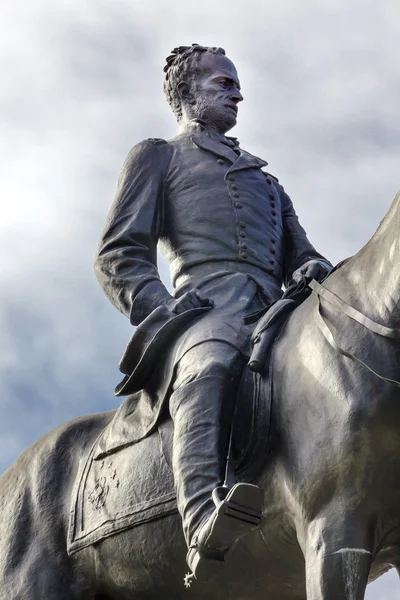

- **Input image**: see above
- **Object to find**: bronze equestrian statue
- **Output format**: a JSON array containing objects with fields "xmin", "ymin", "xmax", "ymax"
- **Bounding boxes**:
[
  {"xmin": 1, "ymin": 44, "xmax": 400, "ymax": 600},
  {"xmin": 93, "ymin": 43, "xmax": 331, "ymax": 582}
]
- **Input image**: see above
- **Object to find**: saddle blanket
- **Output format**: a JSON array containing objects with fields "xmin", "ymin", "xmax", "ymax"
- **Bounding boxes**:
[
  {"xmin": 67, "ymin": 368, "xmax": 274, "ymax": 554},
  {"xmin": 67, "ymin": 343, "xmax": 281, "ymax": 555},
  {"xmin": 67, "ymin": 420, "xmax": 177, "ymax": 554}
]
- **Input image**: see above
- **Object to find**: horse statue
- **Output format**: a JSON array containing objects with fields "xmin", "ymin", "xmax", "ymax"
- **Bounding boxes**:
[{"xmin": 1, "ymin": 191, "xmax": 400, "ymax": 600}]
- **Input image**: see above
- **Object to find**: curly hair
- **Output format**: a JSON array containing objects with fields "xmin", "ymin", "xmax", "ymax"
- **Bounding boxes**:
[{"xmin": 163, "ymin": 44, "xmax": 226, "ymax": 121}]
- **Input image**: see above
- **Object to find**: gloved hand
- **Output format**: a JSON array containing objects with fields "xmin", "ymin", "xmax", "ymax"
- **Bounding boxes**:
[
  {"xmin": 167, "ymin": 289, "xmax": 214, "ymax": 314},
  {"xmin": 292, "ymin": 259, "xmax": 332, "ymax": 285}
]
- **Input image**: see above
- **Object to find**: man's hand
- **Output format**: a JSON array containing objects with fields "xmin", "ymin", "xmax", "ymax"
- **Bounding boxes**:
[
  {"xmin": 167, "ymin": 289, "xmax": 214, "ymax": 315},
  {"xmin": 292, "ymin": 259, "xmax": 332, "ymax": 284}
]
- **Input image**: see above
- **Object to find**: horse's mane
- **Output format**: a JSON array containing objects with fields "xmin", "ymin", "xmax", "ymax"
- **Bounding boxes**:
[{"xmin": 348, "ymin": 189, "xmax": 400, "ymax": 265}]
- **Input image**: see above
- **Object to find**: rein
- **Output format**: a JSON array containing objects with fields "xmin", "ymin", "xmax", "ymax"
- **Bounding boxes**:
[{"xmin": 309, "ymin": 279, "xmax": 400, "ymax": 388}]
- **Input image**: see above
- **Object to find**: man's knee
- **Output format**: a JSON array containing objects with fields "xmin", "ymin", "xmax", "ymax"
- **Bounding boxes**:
[{"xmin": 173, "ymin": 342, "xmax": 243, "ymax": 389}]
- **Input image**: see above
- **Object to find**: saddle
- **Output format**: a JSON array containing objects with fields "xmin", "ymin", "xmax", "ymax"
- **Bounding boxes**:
[
  {"xmin": 67, "ymin": 367, "xmax": 274, "ymax": 555},
  {"xmin": 231, "ymin": 279, "xmax": 310, "ymax": 481},
  {"xmin": 67, "ymin": 287, "xmax": 305, "ymax": 555}
]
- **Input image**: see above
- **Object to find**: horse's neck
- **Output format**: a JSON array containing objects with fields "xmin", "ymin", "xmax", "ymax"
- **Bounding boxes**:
[{"xmin": 326, "ymin": 190, "xmax": 400, "ymax": 327}]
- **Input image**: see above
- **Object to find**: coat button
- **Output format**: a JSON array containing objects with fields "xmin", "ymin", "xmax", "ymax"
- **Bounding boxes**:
[
  {"xmin": 272, "ymin": 219, "xmax": 277, "ymax": 225},
  {"xmin": 270, "ymin": 202, "xmax": 275, "ymax": 209},
  {"xmin": 231, "ymin": 184, "xmax": 238, "ymax": 191},
  {"xmin": 271, "ymin": 210, "xmax": 276, "ymax": 216},
  {"xmin": 233, "ymin": 193, "xmax": 240, "ymax": 198},
  {"xmin": 227, "ymin": 175, "xmax": 235, "ymax": 181},
  {"xmin": 240, "ymin": 243, "xmax": 248, "ymax": 250},
  {"xmin": 271, "ymin": 238, "xmax": 276, "ymax": 244},
  {"xmin": 217, "ymin": 159, "xmax": 225, "ymax": 165},
  {"xmin": 269, "ymin": 194, "xmax": 274, "ymax": 200},
  {"xmin": 239, "ymin": 231, "xmax": 246, "ymax": 238},
  {"xmin": 241, "ymin": 252, "xmax": 249, "ymax": 259},
  {"xmin": 235, "ymin": 202, "xmax": 243, "ymax": 208},
  {"xmin": 239, "ymin": 221, "xmax": 246, "ymax": 228},
  {"xmin": 270, "ymin": 248, "xmax": 276, "ymax": 254},
  {"xmin": 266, "ymin": 268, "xmax": 273, "ymax": 275},
  {"xmin": 266, "ymin": 178, "xmax": 272, "ymax": 184},
  {"xmin": 269, "ymin": 260, "xmax": 275, "ymax": 265}
]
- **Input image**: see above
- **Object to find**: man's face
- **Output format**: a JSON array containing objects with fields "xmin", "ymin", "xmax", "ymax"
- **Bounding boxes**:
[{"xmin": 190, "ymin": 53, "xmax": 243, "ymax": 134}]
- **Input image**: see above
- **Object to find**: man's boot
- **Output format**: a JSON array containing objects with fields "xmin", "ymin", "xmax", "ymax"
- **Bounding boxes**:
[{"xmin": 169, "ymin": 375, "xmax": 263, "ymax": 582}]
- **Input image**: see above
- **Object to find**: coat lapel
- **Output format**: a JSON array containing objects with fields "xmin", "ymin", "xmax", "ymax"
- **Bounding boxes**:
[
  {"xmin": 191, "ymin": 134, "xmax": 268, "ymax": 173},
  {"xmin": 228, "ymin": 149, "xmax": 268, "ymax": 173},
  {"xmin": 191, "ymin": 134, "xmax": 238, "ymax": 163}
]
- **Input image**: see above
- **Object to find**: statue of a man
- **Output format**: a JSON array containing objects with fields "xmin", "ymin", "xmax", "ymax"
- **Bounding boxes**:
[{"xmin": 95, "ymin": 44, "xmax": 331, "ymax": 581}]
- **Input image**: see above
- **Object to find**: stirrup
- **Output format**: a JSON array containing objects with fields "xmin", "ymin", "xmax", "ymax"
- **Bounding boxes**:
[
  {"xmin": 212, "ymin": 485, "xmax": 230, "ymax": 506},
  {"xmin": 186, "ymin": 483, "xmax": 263, "ymax": 582}
]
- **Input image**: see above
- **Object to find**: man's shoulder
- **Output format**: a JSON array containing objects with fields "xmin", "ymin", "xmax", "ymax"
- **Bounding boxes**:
[
  {"xmin": 261, "ymin": 169, "xmax": 280, "ymax": 183},
  {"xmin": 145, "ymin": 138, "xmax": 168, "ymax": 145},
  {"xmin": 129, "ymin": 138, "xmax": 169, "ymax": 154},
  {"xmin": 124, "ymin": 138, "xmax": 171, "ymax": 164}
]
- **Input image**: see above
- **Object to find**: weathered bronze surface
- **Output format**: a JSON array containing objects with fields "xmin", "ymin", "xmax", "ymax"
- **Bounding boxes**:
[
  {"xmin": 1, "ymin": 44, "xmax": 399, "ymax": 599},
  {"xmin": 93, "ymin": 43, "xmax": 332, "ymax": 581}
]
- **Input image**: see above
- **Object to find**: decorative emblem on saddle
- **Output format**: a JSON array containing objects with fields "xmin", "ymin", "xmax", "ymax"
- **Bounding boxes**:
[{"xmin": 88, "ymin": 476, "xmax": 109, "ymax": 511}]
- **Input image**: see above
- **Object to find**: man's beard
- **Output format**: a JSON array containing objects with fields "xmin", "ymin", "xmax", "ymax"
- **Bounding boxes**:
[{"xmin": 195, "ymin": 95, "xmax": 236, "ymax": 133}]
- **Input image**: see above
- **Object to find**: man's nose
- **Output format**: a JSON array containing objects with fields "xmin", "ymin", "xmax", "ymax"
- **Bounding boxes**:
[{"xmin": 231, "ymin": 88, "xmax": 243, "ymax": 103}]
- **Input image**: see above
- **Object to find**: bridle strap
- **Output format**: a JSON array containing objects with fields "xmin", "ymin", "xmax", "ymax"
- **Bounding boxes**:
[
  {"xmin": 309, "ymin": 279, "xmax": 400, "ymax": 388},
  {"xmin": 309, "ymin": 279, "xmax": 400, "ymax": 339}
]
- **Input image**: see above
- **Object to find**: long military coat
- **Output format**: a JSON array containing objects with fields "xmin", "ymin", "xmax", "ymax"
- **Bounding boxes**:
[{"xmin": 94, "ymin": 120, "xmax": 330, "ymax": 452}]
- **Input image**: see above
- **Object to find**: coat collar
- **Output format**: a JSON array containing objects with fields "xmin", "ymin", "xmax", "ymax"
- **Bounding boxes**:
[
  {"xmin": 186, "ymin": 120, "xmax": 268, "ymax": 173},
  {"xmin": 228, "ymin": 148, "xmax": 268, "ymax": 174},
  {"xmin": 191, "ymin": 133, "xmax": 238, "ymax": 164}
]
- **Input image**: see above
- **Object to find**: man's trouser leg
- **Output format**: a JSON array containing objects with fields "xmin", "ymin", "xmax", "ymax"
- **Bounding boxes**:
[{"xmin": 169, "ymin": 342, "xmax": 263, "ymax": 580}]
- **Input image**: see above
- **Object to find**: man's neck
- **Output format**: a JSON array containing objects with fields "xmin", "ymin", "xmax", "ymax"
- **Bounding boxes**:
[{"xmin": 178, "ymin": 117, "xmax": 228, "ymax": 137}]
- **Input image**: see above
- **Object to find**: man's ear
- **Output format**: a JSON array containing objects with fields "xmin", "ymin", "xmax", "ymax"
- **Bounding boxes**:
[{"xmin": 177, "ymin": 81, "xmax": 195, "ymax": 105}]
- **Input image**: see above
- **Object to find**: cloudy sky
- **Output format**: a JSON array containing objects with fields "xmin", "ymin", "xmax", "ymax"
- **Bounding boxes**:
[{"xmin": 1, "ymin": 0, "xmax": 399, "ymax": 595}]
